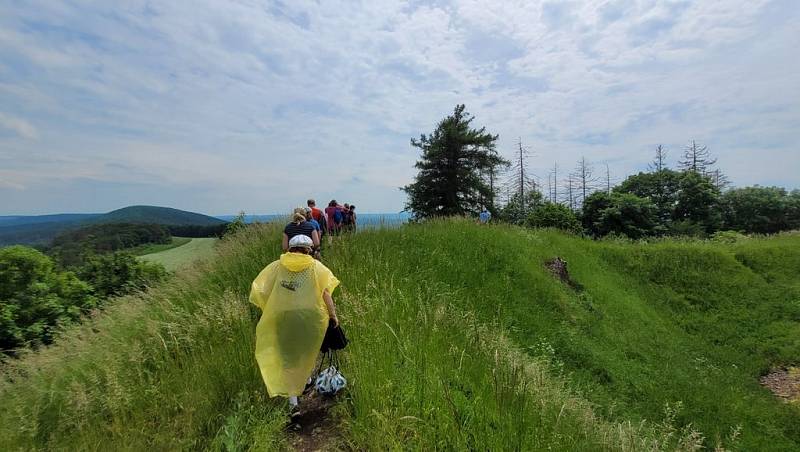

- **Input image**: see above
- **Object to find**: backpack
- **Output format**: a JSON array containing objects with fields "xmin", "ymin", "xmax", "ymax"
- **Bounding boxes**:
[
  {"xmin": 333, "ymin": 209, "xmax": 343, "ymax": 224},
  {"xmin": 318, "ymin": 214, "xmax": 327, "ymax": 234}
]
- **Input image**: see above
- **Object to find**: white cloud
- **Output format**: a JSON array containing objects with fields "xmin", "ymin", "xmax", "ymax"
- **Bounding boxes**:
[
  {"xmin": 0, "ymin": 0, "xmax": 798, "ymax": 214},
  {"xmin": 0, "ymin": 113, "xmax": 38, "ymax": 140}
]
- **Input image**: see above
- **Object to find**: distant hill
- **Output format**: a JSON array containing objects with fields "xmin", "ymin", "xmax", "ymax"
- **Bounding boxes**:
[
  {"xmin": 0, "ymin": 213, "xmax": 100, "ymax": 227},
  {"xmin": 99, "ymin": 206, "xmax": 226, "ymax": 227},
  {"xmin": 0, "ymin": 206, "xmax": 226, "ymax": 246}
]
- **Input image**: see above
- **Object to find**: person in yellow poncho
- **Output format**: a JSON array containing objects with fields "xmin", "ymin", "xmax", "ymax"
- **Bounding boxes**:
[{"xmin": 249, "ymin": 234, "xmax": 340, "ymax": 410}]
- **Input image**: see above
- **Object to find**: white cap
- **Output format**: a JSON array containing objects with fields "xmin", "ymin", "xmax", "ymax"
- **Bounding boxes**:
[{"xmin": 288, "ymin": 234, "xmax": 313, "ymax": 249}]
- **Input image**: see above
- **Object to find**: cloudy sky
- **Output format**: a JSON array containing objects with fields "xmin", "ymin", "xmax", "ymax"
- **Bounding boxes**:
[{"xmin": 1, "ymin": 0, "xmax": 798, "ymax": 215}]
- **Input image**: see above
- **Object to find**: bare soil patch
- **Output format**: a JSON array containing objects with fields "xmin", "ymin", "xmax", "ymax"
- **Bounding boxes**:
[
  {"xmin": 760, "ymin": 367, "xmax": 800, "ymax": 403},
  {"xmin": 545, "ymin": 257, "xmax": 583, "ymax": 291}
]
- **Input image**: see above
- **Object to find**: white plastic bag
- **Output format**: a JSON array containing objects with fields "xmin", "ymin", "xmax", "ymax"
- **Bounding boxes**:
[{"xmin": 314, "ymin": 365, "xmax": 347, "ymax": 395}]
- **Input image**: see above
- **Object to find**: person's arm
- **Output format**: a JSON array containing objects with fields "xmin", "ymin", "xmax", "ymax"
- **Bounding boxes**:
[
  {"xmin": 312, "ymin": 229, "xmax": 320, "ymax": 247},
  {"xmin": 282, "ymin": 233, "xmax": 289, "ymax": 251},
  {"xmin": 322, "ymin": 289, "xmax": 338, "ymax": 327}
]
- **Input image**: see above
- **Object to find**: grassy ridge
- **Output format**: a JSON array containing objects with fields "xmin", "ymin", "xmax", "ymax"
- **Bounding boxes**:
[
  {"xmin": 0, "ymin": 221, "xmax": 797, "ymax": 450},
  {"xmin": 336, "ymin": 222, "xmax": 799, "ymax": 449}
]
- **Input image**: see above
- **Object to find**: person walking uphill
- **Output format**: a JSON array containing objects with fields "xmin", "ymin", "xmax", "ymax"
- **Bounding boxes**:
[{"xmin": 249, "ymin": 234, "xmax": 340, "ymax": 410}]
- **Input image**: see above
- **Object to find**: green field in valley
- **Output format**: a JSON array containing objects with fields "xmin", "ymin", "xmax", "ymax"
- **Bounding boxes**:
[
  {"xmin": 1, "ymin": 221, "xmax": 798, "ymax": 450},
  {"xmin": 138, "ymin": 237, "xmax": 218, "ymax": 271},
  {"xmin": 130, "ymin": 237, "xmax": 192, "ymax": 256}
]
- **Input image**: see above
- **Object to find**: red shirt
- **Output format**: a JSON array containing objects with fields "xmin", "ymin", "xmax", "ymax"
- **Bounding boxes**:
[{"xmin": 310, "ymin": 207, "xmax": 323, "ymax": 222}]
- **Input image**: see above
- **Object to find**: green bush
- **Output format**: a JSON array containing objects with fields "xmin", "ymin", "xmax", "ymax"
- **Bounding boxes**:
[
  {"xmin": 76, "ymin": 252, "xmax": 167, "ymax": 298},
  {"xmin": 0, "ymin": 246, "xmax": 95, "ymax": 352},
  {"xmin": 582, "ymin": 192, "xmax": 660, "ymax": 238},
  {"xmin": 711, "ymin": 230, "xmax": 748, "ymax": 244},
  {"xmin": 527, "ymin": 202, "xmax": 581, "ymax": 233},
  {"xmin": 668, "ymin": 219, "xmax": 707, "ymax": 237},
  {"xmin": 673, "ymin": 171, "xmax": 721, "ymax": 232}
]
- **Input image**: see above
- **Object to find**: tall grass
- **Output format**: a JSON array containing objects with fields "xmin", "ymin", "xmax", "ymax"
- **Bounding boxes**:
[
  {"xmin": 0, "ymin": 225, "xmax": 289, "ymax": 450},
  {"xmin": 1, "ymin": 220, "xmax": 797, "ymax": 450},
  {"xmin": 327, "ymin": 220, "xmax": 799, "ymax": 450},
  {"xmin": 324, "ymin": 239, "xmax": 708, "ymax": 450}
]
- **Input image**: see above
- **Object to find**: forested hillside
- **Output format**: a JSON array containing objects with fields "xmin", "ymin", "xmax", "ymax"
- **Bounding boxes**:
[{"xmin": 0, "ymin": 205, "xmax": 227, "ymax": 246}]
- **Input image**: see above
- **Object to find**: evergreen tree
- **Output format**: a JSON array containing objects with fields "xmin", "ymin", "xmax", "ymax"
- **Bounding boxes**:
[{"xmin": 403, "ymin": 105, "xmax": 508, "ymax": 218}]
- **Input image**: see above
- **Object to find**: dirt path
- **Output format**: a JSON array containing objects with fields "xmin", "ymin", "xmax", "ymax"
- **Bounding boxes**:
[{"xmin": 286, "ymin": 391, "xmax": 343, "ymax": 451}]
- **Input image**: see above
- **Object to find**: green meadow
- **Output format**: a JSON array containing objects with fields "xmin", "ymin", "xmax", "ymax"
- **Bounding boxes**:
[
  {"xmin": 1, "ymin": 221, "xmax": 798, "ymax": 450},
  {"xmin": 130, "ymin": 236, "xmax": 192, "ymax": 256},
  {"xmin": 138, "ymin": 237, "xmax": 218, "ymax": 271}
]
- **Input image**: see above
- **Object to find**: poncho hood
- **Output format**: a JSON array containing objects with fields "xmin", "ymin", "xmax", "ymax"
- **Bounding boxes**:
[{"xmin": 279, "ymin": 252, "xmax": 315, "ymax": 272}]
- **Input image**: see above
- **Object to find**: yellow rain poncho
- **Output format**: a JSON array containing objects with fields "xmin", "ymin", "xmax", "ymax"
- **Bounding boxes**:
[{"xmin": 249, "ymin": 252, "xmax": 339, "ymax": 397}]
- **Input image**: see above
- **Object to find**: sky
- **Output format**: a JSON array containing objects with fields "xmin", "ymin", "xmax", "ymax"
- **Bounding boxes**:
[{"xmin": 1, "ymin": 0, "xmax": 798, "ymax": 215}]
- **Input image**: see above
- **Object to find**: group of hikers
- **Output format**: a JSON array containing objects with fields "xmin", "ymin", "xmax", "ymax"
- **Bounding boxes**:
[
  {"xmin": 280, "ymin": 199, "xmax": 358, "ymax": 259},
  {"xmin": 250, "ymin": 198, "xmax": 356, "ymax": 416}
]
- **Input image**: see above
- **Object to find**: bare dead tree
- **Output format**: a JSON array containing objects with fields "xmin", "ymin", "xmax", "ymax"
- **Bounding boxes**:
[
  {"xmin": 604, "ymin": 162, "xmax": 612, "ymax": 194},
  {"xmin": 506, "ymin": 138, "xmax": 536, "ymax": 212},
  {"xmin": 709, "ymin": 169, "xmax": 730, "ymax": 191},
  {"xmin": 648, "ymin": 145, "xmax": 668, "ymax": 172},
  {"xmin": 679, "ymin": 140, "xmax": 716, "ymax": 173},
  {"xmin": 574, "ymin": 156, "xmax": 597, "ymax": 207},
  {"xmin": 517, "ymin": 139, "xmax": 525, "ymax": 206},
  {"xmin": 562, "ymin": 173, "xmax": 576, "ymax": 210},
  {"xmin": 551, "ymin": 162, "xmax": 558, "ymax": 202}
]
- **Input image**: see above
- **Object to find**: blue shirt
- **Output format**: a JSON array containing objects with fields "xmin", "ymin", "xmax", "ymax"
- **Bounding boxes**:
[
  {"xmin": 479, "ymin": 210, "xmax": 491, "ymax": 223},
  {"xmin": 308, "ymin": 218, "xmax": 321, "ymax": 231}
]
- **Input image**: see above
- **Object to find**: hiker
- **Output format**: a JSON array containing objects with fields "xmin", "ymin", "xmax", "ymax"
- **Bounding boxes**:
[
  {"xmin": 479, "ymin": 206, "xmax": 491, "ymax": 224},
  {"xmin": 249, "ymin": 234, "xmax": 340, "ymax": 412},
  {"xmin": 305, "ymin": 207, "xmax": 322, "ymax": 258},
  {"xmin": 283, "ymin": 207, "xmax": 320, "ymax": 252},
  {"xmin": 325, "ymin": 200, "xmax": 343, "ymax": 236},
  {"xmin": 342, "ymin": 203, "xmax": 352, "ymax": 232},
  {"xmin": 348, "ymin": 205, "xmax": 357, "ymax": 232},
  {"xmin": 307, "ymin": 199, "xmax": 324, "ymax": 223},
  {"xmin": 305, "ymin": 207, "xmax": 321, "ymax": 231},
  {"xmin": 308, "ymin": 199, "xmax": 327, "ymax": 236}
]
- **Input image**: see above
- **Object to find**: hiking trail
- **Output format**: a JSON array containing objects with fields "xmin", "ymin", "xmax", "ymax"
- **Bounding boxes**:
[{"xmin": 287, "ymin": 391, "xmax": 342, "ymax": 451}]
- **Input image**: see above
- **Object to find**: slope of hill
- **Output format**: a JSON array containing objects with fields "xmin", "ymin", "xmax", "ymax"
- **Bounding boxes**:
[
  {"xmin": 0, "ymin": 206, "xmax": 226, "ymax": 246},
  {"xmin": 100, "ymin": 206, "xmax": 226, "ymax": 226},
  {"xmin": 0, "ymin": 221, "xmax": 797, "ymax": 450}
]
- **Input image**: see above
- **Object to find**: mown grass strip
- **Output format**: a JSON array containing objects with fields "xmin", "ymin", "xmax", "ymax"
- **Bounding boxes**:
[
  {"xmin": 139, "ymin": 237, "xmax": 218, "ymax": 271},
  {"xmin": 130, "ymin": 236, "xmax": 192, "ymax": 256}
]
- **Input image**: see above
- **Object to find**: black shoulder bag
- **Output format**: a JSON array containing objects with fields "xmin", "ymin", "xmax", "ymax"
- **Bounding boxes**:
[{"xmin": 320, "ymin": 318, "xmax": 348, "ymax": 352}]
